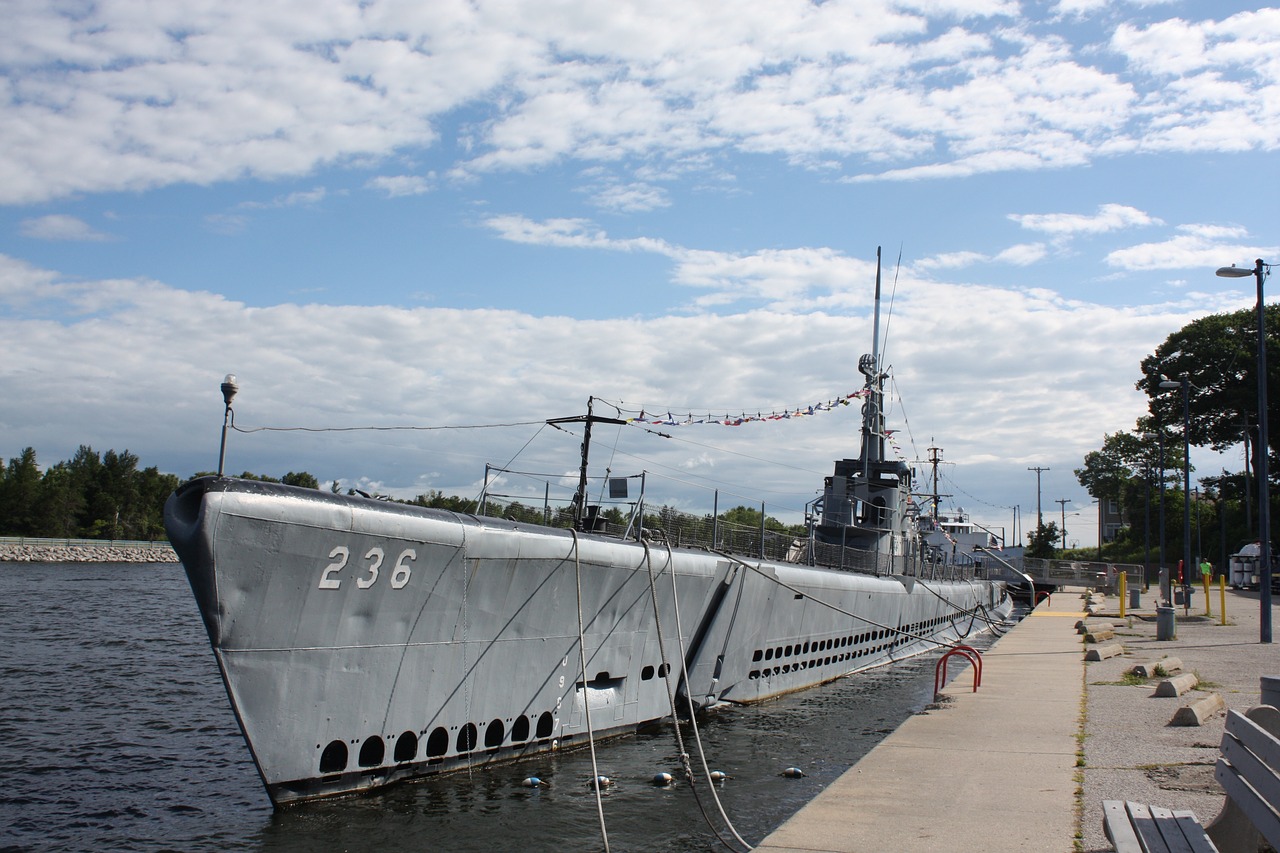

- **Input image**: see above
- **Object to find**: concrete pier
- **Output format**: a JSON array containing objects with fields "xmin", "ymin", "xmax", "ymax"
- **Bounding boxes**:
[
  {"xmin": 756, "ymin": 594, "xmax": 1085, "ymax": 853},
  {"xmin": 755, "ymin": 586, "xmax": 1280, "ymax": 853}
]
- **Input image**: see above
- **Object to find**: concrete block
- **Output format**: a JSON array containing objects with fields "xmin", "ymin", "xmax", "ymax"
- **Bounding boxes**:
[
  {"xmin": 1154, "ymin": 672, "xmax": 1198, "ymax": 697},
  {"xmin": 1085, "ymin": 644, "xmax": 1123, "ymax": 661},
  {"xmin": 1084, "ymin": 628, "xmax": 1115, "ymax": 643},
  {"xmin": 1129, "ymin": 658, "xmax": 1182, "ymax": 679},
  {"xmin": 1170, "ymin": 693, "xmax": 1225, "ymax": 726}
]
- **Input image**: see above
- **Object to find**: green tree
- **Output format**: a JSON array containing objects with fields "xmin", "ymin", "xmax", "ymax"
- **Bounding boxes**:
[
  {"xmin": 282, "ymin": 471, "xmax": 320, "ymax": 489},
  {"xmin": 1026, "ymin": 521, "xmax": 1060, "ymax": 559},
  {"xmin": 410, "ymin": 489, "xmax": 479, "ymax": 514},
  {"xmin": 0, "ymin": 448, "xmax": 43, "ymax": 535},
  {"xmin": 1075, "ymin": 424, "xmax": 1185, "ymax": 537},
  {"xmin": 1138, "ymin": 304, "xmax": 1280, "ymax": 485},
  {"xmin": 135, "ymin": 466, "xmax": 180, "ymax": 539},
  {"xmin": 36, "ymin": 462, "xmax": 84, "ymax": 537}
]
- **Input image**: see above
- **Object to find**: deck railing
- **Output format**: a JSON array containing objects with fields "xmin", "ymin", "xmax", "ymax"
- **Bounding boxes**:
[{"xmin": 483, "ymin": 495, "xmax": 983, "ymax": 581}]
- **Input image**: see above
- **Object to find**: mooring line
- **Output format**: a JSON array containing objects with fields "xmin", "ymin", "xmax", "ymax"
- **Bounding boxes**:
[{"xmin": 570, "ymin": 530, "xmax": 610, "ymax": 853}]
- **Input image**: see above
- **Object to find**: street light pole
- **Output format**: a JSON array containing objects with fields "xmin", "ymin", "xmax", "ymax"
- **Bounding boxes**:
[
  {"xmin": 1160, "ymin": 375, "xmax": 1192, "ymax": 612},
  {"xmin": 1157, "ymin": 429, "xmax": 1169, "ymax": 604},
  {"xmin": 1217, "ymin": 259, "xmax": 1272, "ymax": 644},
  {"xmin": 217, "ymin": 373, "xmax": 238, "ymax": 478}
]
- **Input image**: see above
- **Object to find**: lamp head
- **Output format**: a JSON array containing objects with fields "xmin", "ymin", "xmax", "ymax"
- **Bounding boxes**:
[
  {"xmin": 1217, "ymin": 265, "xmax": 1253, "ymax": 278},
  {"xmin": 221, "ymin": 373, "xmax": 239, "ymax": 407}
]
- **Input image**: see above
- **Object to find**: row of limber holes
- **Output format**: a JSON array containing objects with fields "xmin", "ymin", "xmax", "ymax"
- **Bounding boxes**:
[
  {"xmin": 318, "ymin": 713, "xmax": 553, "ymax": 774},
  {"xmin": 317, "ymin": 663, "xmax": 676, "ymax": 774},
  {"xmin": 746, "ymin": 614, "xmax": 955, "ymax": 679}
]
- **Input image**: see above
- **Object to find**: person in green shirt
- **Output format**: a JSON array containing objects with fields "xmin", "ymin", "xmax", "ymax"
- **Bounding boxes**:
[{"xmin": 1199, "ymin": 558, "xmax": 1212, "ymax": 582}]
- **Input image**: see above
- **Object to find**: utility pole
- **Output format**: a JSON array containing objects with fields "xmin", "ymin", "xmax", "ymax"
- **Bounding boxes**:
[
  {"xmin": 1056, "ymin": 498, "xmax": 1069, "ymax": 550},
  {"xmin": 1028, "ymin": 466, "xmax": 1050, "ymax": 527}
]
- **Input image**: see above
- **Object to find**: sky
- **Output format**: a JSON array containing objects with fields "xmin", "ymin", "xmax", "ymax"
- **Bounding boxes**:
[{"xmin": 2, "ymin": 0, "xmax": 1278, "ymax": 549}]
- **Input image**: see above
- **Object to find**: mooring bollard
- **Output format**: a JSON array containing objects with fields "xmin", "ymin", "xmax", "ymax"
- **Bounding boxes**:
[{"xmin": 1156, "ymin": 605, "xmax": 1176, "ymax": 641}]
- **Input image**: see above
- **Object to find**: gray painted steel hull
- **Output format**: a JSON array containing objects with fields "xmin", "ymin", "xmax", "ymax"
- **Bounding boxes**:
[{"xmin": 166, "ymin": 477, "xmax": 1012, "ymax": 806}]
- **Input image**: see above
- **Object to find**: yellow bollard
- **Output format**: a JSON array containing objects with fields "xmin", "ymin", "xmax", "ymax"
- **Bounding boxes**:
[
  {"xmin": 1204, "ymin": 574, "xmax": 1212, "ymax": 616},
  {"xmin": 1118, "ymin": 572, "xmax": 1127, "ymax": 618},
  {"xmin": 1219, "ymin": 576, "xmax": 1227, "ymax": 626}
]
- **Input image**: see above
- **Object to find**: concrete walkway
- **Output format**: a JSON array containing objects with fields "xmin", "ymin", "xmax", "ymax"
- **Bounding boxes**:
[{"xmin": 755, "ymin": 593, "xmax": 1086, "ymax": 853}]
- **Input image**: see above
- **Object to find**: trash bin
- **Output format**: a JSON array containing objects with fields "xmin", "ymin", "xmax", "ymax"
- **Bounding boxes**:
[
  {"xmin": 1262, "ymin": 675, "xmax": 1280, "ymax": 708},
  {"xmin": 1129, "ymin": 586, "xmax": 1140, "ymax": 609},
  {"xmin": 1156, "ymin": 606, "xmax": 1176, "ymax": 641},
  {"xmin": 1174, "ymin": 586, "xmax": 1193, "ymax": 605}
]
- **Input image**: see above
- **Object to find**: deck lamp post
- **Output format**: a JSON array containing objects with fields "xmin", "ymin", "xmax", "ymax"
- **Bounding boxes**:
[
  {"xmin": 218, "ymin": 373, "xmax": 238, "ymax": 477},
  {"xmin": 1216, "ymin": 259, "xmax": 1272, "ymax": 643},
  {"xmin": 1159, "ymin": 375, "xmax": 1192, "ymax": 612}
]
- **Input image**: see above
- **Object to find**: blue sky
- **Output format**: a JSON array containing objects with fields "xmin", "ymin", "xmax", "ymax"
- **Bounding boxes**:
[{"xmin": 2, "ymin": 0, "xmax": 1278, "ymax": 547}]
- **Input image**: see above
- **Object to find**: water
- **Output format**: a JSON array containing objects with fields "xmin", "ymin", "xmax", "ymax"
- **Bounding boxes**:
[{"xmin": 0, "ymin": 563, "xmax": 1002, "ymax": 852}]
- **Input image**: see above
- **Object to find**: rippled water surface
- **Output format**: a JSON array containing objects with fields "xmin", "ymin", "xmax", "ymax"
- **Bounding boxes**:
[{"xmin": 0, "ymin": 563, "xmax": 1004, "ymax": 852}]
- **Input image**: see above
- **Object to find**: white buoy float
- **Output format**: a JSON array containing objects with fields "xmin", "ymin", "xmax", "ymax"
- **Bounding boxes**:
[
  {"xmin": 781, "ymin": 767, "xmax": 805, "ymax": 778},
  {"xmin": 652, "ymin": 771, "xmax": 675, "ymax": 786},
  {"xmin": 590, "ymin": 775, "xmax": 613, "ymax": 789},
  {"xmin": 521, "ymin": 776, "xmax": 543, "ymax": 788},
  {"xmin": 708, "ymin": 770, "xmax": 729, "ymax": 782}
]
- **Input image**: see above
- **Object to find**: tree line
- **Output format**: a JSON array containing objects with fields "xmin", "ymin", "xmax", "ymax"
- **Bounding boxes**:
[
  {"xmin": 1071, "ymin": 303, "xmax": 1280, "ymax": 567},
  {"xmin": 0, "ymin": 446, "xmax": 321, "ymax": 541}
]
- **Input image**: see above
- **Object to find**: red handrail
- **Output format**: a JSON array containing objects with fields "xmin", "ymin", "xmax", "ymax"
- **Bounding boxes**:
[
  {"xmin": 934, "ymin": 644, "xmax": 983, "ymax": 695},
  {"xmin": 1035, "ymin": 590, "xmax": 1052, "ymax": 608}
]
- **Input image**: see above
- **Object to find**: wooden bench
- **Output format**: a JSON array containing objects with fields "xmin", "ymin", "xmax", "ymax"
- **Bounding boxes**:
[{"xmin": 1103, "ymin": 705, "xmax": 1280, "ymax": 853}]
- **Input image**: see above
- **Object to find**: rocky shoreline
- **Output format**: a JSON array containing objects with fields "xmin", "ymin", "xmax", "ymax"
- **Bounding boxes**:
[{"xmin": 0, "ymin": 542, "xmax": 179, "ymax": 563}]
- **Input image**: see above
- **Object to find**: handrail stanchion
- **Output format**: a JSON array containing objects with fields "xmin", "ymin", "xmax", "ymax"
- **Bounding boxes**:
[{"xmin": 934, "ymin": 645, "xmax": 983, "ymax": 695}]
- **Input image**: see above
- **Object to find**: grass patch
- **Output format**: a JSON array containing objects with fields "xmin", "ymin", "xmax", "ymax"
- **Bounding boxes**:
[
  {"xmin": 1074, "ymin": 658, "xmax": 1089, "ymax": 851},
  {"xmin": 1191, "ymin": 671, "xmax": 1220, "ymax": 689},
  {"xmin": 1090, "ymin": 672, "xmax": 1147, "ymax": 687}
]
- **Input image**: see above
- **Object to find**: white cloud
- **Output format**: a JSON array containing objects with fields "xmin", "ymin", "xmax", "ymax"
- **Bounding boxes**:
[
  {"xmin": 586, "ymin": 181, "xmax": 670, "ymax": 213},
  {"xmin": 0, "ymin": 253, "xmax": 1238, "ymax": 542},
  {"xmin": 1105, "ymin": 225, "xmax": 1277, "ymax": 271},
  {"xmin": 239, "ymin": 187, "xmax": 328, "ymax": 209},
  {"xmin": 19, "ymin": 215, "xmax": 111, "ymax": 242},
  {"xmin": 482, "ymin": 215, "xmax": 875, "ymax": 308},
  {"xmin": 994, "ymin": 243, "xmax": 1049, "ymax": 265},
  {"xmin": 916, "ymin": 251, "xmax": 989, "ymax": 271},
  {"xmin": 2, "ymin": 3, "xmax": 1278, "ymax": 204},
  {"xmin": 1010, "ymin": 204, "xmax": 1162, "ymax": 237},
  {"xmin": 366, "ymin": 174, "xmax": 434, "ymax": 197},
  {"xmin": 915, "ymin": 244, "xmax": 1047, "ymax": 270}
]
